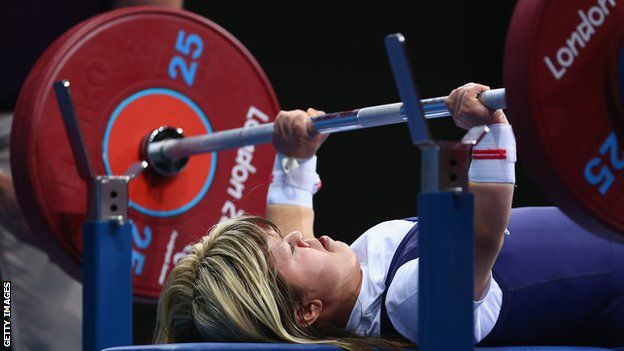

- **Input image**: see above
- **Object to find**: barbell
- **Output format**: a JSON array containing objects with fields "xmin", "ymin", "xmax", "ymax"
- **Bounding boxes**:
[
  {"xmin": 143, "ymin": 89, "xmax": 506, "ymax": 175},
  {"xmin": 11, "ymin": 0, "xmax": 624, "ymax": 299}
]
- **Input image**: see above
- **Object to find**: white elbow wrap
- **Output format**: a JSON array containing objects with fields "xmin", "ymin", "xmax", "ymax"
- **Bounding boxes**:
[
  {"xmin": 469, "ymin": 124, "xmax": 516, "ymax": 184},
  {"xmin": 267, "ymin": 153, "xmax": 321, "ymax": 208}
]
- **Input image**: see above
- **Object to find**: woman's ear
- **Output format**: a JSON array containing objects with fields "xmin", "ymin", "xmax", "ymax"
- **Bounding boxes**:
[{"xmin": 295, "ymin": 299, "xmax": 322, "ymax": 326}]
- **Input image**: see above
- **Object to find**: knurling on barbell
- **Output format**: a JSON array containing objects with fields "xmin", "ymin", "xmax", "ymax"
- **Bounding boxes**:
[{"xmin": 11, "ymin": 0, "xmax": 624, "ymax": 299}]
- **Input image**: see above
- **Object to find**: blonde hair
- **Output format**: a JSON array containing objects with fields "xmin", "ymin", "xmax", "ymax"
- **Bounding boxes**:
[{"xmin": 154, "ymin": 216, "xmax": 409, "ymax": 350}]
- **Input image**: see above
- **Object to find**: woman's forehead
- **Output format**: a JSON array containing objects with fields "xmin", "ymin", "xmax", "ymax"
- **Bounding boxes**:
[
  {"xmin": 265, "ymin": 229, "xmax": 280, "ymax": 239},
  {"xmin": 265, "ymin": 230, "xmax": 284, "ymax": 253}
]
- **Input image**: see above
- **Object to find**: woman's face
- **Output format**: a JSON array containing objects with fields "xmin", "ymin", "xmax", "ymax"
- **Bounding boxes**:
[{"xmin": 267, "ymin": 231, "xmax": 360, "ymax": 302}]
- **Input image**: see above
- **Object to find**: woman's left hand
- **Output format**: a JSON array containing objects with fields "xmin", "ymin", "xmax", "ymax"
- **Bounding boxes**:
[{"xmin": 445, "ymin": 82, "xmax": 508, "ymax": 129}]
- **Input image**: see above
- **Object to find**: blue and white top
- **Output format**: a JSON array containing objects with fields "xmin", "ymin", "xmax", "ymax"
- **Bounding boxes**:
[{"xmin": 344, "ymin": 219, "xmax": 502, "ymax": 343}]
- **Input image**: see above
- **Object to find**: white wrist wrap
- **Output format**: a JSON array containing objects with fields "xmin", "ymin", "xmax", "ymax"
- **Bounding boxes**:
[
  {"xmin": 469, "ymin": 124, "xmax": 517, "ymax": 184},
  {"xmin": 267, "ymin": 154, "xmax": 321, "ymax": 208}
]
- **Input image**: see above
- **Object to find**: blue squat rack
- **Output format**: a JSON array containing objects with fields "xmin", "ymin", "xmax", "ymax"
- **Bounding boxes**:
[{"xmin": 54, "ymin": 81, "xmax": 136, "ymax": 351}]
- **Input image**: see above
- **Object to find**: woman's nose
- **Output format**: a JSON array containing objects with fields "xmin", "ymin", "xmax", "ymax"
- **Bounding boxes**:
[{"xmin": 285, "ymin": 231, "xmax": 309, "ymax": 247}]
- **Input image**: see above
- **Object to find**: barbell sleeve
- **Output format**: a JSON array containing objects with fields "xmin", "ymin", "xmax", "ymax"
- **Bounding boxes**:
[{"xmin": 147, "ymin": 88, "xmax": 506, "ymax": 163}]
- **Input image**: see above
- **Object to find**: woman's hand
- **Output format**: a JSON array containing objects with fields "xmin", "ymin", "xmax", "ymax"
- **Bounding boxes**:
[
  {"xmin": 272, "ymin": 108, "xmax": 328, "ymax": 159},
  {"xmin": 445, "ymin": 82, "xmax": 508, "ymax": 129}
]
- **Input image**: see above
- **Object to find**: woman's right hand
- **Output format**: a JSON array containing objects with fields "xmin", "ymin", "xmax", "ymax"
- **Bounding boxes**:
[{"xmin": 272, "ymin": 108, "xmax": 328, "ymax": 159}]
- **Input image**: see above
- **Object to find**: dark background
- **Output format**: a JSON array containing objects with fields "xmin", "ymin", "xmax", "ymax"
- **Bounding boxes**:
[
  {"xmin": 134, "ymin": 1, "xmax": 551, "ymax": 343},
  {"xmin": 182, "ymin": 2, "xmax": 550, "ymax": 240}
]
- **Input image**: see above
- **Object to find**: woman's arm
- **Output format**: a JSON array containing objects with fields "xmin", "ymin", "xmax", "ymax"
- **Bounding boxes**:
[
  {"xmin": 471, "ymin": 182, "xmax": 513, "ymax": 298},
  {"xmin": 265, "ymin": 109, "xmax": 327, "ymax": 239},
  {"xmin": 265, "ymin": 205, "xmax": 315, "ymax": 239},
  {"xmin": 446, "ymin": 83, "xmax": 516, "ymax": 299}
]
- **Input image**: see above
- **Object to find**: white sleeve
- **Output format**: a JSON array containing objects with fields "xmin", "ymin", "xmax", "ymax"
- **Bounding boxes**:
[
  {"xmin": 473, "ymin": 276, "xmax": 503, "ymax": 341},
  {"xmin": 385, "ymin": 260, "xmax": 502, "ymax": 343}
]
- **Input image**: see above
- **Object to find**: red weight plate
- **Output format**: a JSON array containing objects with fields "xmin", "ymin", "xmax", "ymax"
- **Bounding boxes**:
[
  {"xmin": 12, "ymin": 7, "xmax": 279, "ymax": 298},
  {"xmin": 505, "ymin": 0, "xmax": 624, "ymax": 241}
]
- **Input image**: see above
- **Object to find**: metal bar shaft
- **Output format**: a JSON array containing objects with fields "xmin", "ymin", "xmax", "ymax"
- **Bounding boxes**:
[{"xmin": 147, "ymin": 88, "xmax": 506, "ymax": 162}]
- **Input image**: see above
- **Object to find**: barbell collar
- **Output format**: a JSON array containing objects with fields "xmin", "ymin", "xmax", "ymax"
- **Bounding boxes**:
[{"xmin": 142, "ymin": 126, "xmax": 189, "ymax": 176}]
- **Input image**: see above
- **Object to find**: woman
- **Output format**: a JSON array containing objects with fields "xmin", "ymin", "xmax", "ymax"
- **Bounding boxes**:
[
  {"xmin": 154, "ymin": 84, "xmax": 624, "ymax": 349},
  {"xmin": 153, "ymin": 216, "xmax": 410, "ymax": 350}
]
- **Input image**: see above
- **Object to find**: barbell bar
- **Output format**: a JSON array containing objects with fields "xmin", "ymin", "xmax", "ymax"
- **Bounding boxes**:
[{"xmin": 145, "ymin": 88, "xmax": 507, "ymax": 174}]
